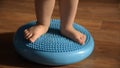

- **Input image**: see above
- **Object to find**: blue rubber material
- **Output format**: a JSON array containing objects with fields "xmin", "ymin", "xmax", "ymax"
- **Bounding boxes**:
[{"xmin": 13, "ymin": 19, "xmax": 94, "ymax": 66}]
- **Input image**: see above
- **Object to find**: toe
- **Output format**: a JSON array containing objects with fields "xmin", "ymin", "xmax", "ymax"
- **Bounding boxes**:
[
  {"xmin": 24, "ymin": 32, "xmax": 31, "ymax": 38},
  {"xmin": 29, "ymin": 34, "xmax": 39, "ymax": 43},
  {"xmin": 77, "ymin": 33, "xmax": 85, "ymax": 45},
  {"xmin": 29, "ymin": 38, "xmax": 35, "ymax": 43},
  {"xmin": 75, "ymin": 37, "xmax": 84, "ymax": 45},
  {"xmin": 83, "ymin": 35, "xmax": 86, "ymax": 44},
  {"xmin": 24, "ymin": 29, "xmax": 29, "ymax": 36},
  {"xmin": 29, "ymin": 37, "xmax": 35, "ymax": 43},
  {"xmin": 80, "ymin": 34, "xmax": 86, "ymax": 45},
  {"xmin": 80, "ymin": 37, "xmax": 84, "ymax": 45},
  {"xmin": 24, "ymin": 29, "xmax": 29, "ymax": 34},
  {"xmin": 26, "ymin": 33, "xmax": 33, "ymax": 39}
]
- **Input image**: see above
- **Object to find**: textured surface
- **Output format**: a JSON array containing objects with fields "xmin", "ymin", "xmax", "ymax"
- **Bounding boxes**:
[{"xmin": 16, "ymin": 19, "xmax": 91, "ymax": 53}]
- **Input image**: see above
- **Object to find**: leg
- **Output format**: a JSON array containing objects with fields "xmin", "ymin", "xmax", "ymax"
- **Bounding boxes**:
[
  {"xmin": 24, "ymin": 0, "xmax": 55, "ymax": 42},
  {"xmin": 59, "ymin": 0, "xmax": 86, "ymax": 44}
]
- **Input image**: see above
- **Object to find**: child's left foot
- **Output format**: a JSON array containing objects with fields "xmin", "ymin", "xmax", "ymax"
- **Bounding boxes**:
[{"xmin": 60, "ymin": 25, "xmax": 86, "ymax": 45}]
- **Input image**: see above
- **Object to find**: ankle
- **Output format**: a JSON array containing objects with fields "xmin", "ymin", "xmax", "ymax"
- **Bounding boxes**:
[
  {"xmin": 36, "ymin": 21, "xmax": 50, "ymax": 28},
  {"xmin": 60, "ymin": 23, "xmax": 73, "ymax": 31},
  {"xmin": 36, "ymin": 21, "xmax": 50, "ymax": 27}
]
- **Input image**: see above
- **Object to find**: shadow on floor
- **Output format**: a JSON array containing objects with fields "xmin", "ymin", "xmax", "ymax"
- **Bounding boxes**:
[{"xmin": 0, "ymin": 32, "xmax": 59, "ymax": 68}]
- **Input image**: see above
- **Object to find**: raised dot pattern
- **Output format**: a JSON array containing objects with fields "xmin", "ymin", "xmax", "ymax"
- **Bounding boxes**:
[{"xmin": 16, "ymin": 19, "xmax": 90, "ymax": 53}]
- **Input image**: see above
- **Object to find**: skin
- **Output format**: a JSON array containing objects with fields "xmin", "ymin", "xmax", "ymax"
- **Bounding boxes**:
[{"xmin": 24, "ymin": 0, "xmax": 86, "ymax": 45}]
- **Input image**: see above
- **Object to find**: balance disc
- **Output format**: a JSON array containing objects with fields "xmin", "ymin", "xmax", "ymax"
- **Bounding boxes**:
[{"xmin": 13, "ymin": 19, "xmax": 94, "ymax": 66}]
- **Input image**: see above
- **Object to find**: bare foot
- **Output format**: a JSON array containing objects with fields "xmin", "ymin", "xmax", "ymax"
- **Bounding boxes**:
[
  {"xmin": 24, "ymin": 24, "xmax": 49, "ymax": 42},
  {"xmin": 60, "ymin": 26, "xmax": 86, "ymax": 45}
]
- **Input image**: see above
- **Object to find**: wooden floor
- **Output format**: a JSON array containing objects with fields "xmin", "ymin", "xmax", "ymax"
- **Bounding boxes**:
[{"xmin": 0, "ymin": 0, "xmax": 120, "ymax": 68}]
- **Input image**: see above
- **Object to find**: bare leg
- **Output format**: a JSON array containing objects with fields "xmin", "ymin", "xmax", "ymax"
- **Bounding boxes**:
[
  {"xmin": 24, "ymin": 0, "xmax": 55, "ymax": 42},
  {"xmin": 59, "ymin": 0, "xmax": 86, "ymax": 44}
]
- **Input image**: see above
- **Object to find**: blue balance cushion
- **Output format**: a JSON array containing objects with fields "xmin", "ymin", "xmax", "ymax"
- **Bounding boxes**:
[{"xmin": 13, "ymin": 19, "xmax": 94, "ymax": 66}]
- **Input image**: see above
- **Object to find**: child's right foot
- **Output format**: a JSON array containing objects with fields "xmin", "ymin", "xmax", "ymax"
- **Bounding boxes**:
[{"xmin": 24, "ymin": 24, "xmax": 49, "ymax": 42}]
